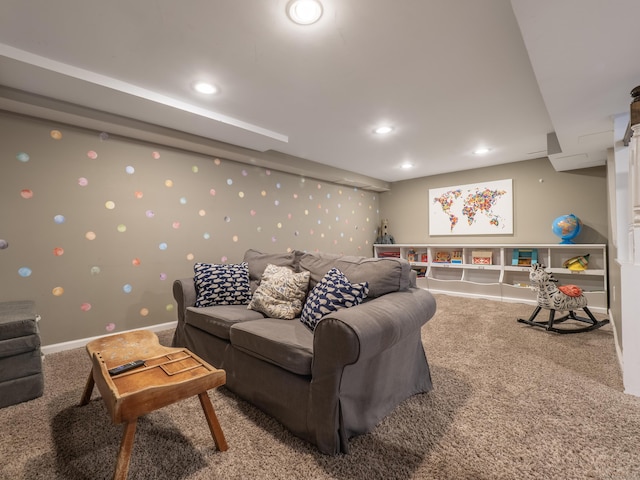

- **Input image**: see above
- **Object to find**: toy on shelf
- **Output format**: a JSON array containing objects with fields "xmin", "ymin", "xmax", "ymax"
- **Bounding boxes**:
[
  {"xmin": 512, "ymin": 248, "xmax": 537, "ymax": 266},
  {"xmin": 407, "ymin": 249, "xmax": 417, "ymax": 262},
  {"xmin": 516, "ymin": 263, "xmax": 608, "ymax": 334},
  {"xmin": 562, "ymin": 254, "xmax": 590, "ymax": 271},
  {"xmin": 472, "ymin": 250, "xmax": 492, "ymax": 265},
  {"xmin": 433, "ymin": 251, "xmax": 451, "ymax": 263},
  {"xmin": 450, "ymin": 250, "xmax": 463, "ymax": 264},
  {"xmin": 375, "ymin": 218, "xmax": 395, "ymax": 244}
]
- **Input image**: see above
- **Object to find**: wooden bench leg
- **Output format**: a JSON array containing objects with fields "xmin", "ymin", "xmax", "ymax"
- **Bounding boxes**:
[
  {"xmin": 113, "ymin": 420, "xmax": 137, "ymax": 480},
  {"xmin": 79, "ymin": 371, "xmax": 94, "ymax": 406},
  {"xmin": 198, "ymin": 392, "xmax": 228, "ymax": 451}
]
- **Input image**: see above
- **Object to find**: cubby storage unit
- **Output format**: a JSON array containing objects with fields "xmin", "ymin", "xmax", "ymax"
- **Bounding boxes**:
[{"xmin": 373, "ymin": 244, "xmax": 608, "ymax": 313}]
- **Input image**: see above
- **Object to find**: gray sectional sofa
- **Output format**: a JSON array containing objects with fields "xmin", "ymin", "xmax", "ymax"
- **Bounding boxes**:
[{"xmin": 172, "ymin": 249, "xmax": 437, "ymax": 454}]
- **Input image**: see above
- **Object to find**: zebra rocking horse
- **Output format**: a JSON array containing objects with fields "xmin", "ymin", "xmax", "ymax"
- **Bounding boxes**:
[{"xmin": 517, "ymin": 263, "xmax": 609, "ymax": 334}]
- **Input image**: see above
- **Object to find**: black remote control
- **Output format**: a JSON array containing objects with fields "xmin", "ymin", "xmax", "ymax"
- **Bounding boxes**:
[{"xmin": 108, "ymin": 359, "xmax": 145, "ymax": 376}]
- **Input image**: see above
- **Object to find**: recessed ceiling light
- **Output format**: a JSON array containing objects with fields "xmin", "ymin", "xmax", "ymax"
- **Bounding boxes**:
[
  {"xmin": 374, "ymin": 125, "xmax": 394, "ymax": 135},
  {"xmin": 193, "ymin": 82, "xmax": 217, "ymax": 95},
  {"xmin": 473, "ymin": 147, "xmax": 491, "ymax": 155},
  {"xmin": 286, "ymin": 0, "xmax": 323, "ymax": 25},
  {"xmin": 401, "ymin": 162, "xmax": 413, "ymax": 169}
]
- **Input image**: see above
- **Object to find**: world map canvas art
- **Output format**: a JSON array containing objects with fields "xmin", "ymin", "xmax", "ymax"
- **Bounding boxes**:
[{"xmin": 429, "ymin": 179, "xmax": 513, "ymax": 235}]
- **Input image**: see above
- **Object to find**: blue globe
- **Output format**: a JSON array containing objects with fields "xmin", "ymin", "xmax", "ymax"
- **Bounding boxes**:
[{"xmin": 552, "ymin": 214, "xmax": 582, "ymax": 244}]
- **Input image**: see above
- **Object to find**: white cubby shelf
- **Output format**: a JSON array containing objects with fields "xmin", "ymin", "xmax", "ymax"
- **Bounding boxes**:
[{"xmin": 373, "ymin": 243, "xmax": 608, "ymax": 313}]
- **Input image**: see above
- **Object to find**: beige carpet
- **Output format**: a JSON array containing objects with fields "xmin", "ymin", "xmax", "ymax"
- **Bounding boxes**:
[{"xmin": 2, "ymin": 294, "xmax": 640, "ymax": 480}]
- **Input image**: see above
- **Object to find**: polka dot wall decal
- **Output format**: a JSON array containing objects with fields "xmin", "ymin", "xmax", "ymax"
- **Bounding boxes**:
[
  {"xmin": 210, "ymin": 189, "xmax": 216, "ymax": 196},
  {"xmin": 87, "ymin": 150, "xmax": 97, "ymax": 159},
  {"xmin": 123, "ymin": 284, "xmax": 132, "ymax": 293},
  {"xmin": 224, "ymin": 216, "xmax": 231, "ymax": 222},
  {"xmin": 140, "ymin": 308, "xmax": 149, "ymax": 317},
  {"xmin": 0, "ymin": 239, "xmax": 8, "ymax": 249},
  {"xmin": 54, "ymin": 215, "xmax": 65, "ymax": 224},
  {"xmin": 198, "ymin": 210, "xmax": 206, "ymax": 216},
  {"xmin": 221, "ymin": 256, "xmax": 228, "ymax": 263},
  {"xmin": 274, "ymin": 200, "xmax": 280, "ymax": 206},
  {"xmin": 172, "ymin": 221, "xmax": 180, "ymax": 229},
  {"xmin": 165, "ymin": 179, "xmax": 173, "ymax": 187},
  {"xmin": 146, "ymin": 210, "xmax": 155, "ymax": 218},
  {"xmin": 277, "ymin": 222, "xmax": 282, "ymax": 229},
  {"xmin": 16, "ymin": 152, "xmax": 30, "ymax": 162},
  {"xmin": 159, "ymin": 273, "xmax": 167, "ymax": 280},
  {"xmin": 135, "ymin": 191, "xmax": 143, "ymax": 199},
  {"xmin": 214, "ymin": 158, "xmax": 221, "ymax": 165},
  {"xmin": 166, "ymin": 304, "xmax": 174, "ymax": 312},
  {"xmin": 232, "ymin": 235, "xmax": 239, "ymax": 242},
  {"xmin": 293, "ymin": 193, "xmax": 298, "ymax": 199},
  {"xmin": 203, "ymin": 232, "xmax": 210, "ymax": 240},
  {"xmin": 52, "ymin": 287, "xmax": 64, "ymax": 296},
  {"xmin": 20, "ymin": 189, "xmax": 33, "ymax": 199},
  {"xmin": 294, "ymin": 231, "xmax": 299, "ymax": 236},
  {"xmin": 50, "ymin": 130, "xmax": 62, "ymax": 140},
  {"xmin": 85, "ymin": 231, "xmax": 96, "ymax": 240},
  {"xmin": 186, "ymin": 253, "xmax": 195, "ymax": 261},
  {"xmin": 317, "ymin": 184, "xmax": 322, "ymax": 189},
  {"xmin": 250, "ymin": 210, "xmax": 256, "ymax": 216},
  {"xmin": 242, "ymin": 169, "xmax": 248, "ymax": 176},
  {"xmin": 304, "ymin": 209, "xmax": 309, "ymax": 215},
  {"xmin": 276, "ymin": 183, "xmax": 281, "ymax": 189},
  {"xmin": 287, "ymin": 213, "xmax": 292, "ymax": 219},
  {"xmin": 179, "ymin": 197, "xmax": 187, "ymax": 205},
  {"xmin": 18, "ymin": 267, "xmax": 32, "ymax": 277},
  {"xmin": 271, "ymin": 236, "xmax": 277, "ymax": 242},
  {"xmin": 106, "ymin": 323, "xmax": 115, "ymax": 332},
  {"xmin": 105, "ymin": 201, "xmax": 115, "ymax": 210},
  {"xmin": 125, "ymin": 166, "xmax": 135, "ymax": 174},
  {"xmin": 192, "ymin": 166, "xmax": 199, "ymax": 173},
  {"xmin": 117, "ymin": 224, "xmax": 127, "ymax": 233},
  {"xmin": 261, "ymin": 190, "xmax": 267, "ymax": 197},
  {"xmin": 132, "ymin": 258, "xmax": 141, "ymax": 266},
  {"xmin": 78, "ymin": 177, "xmax": 88, "ymax": 186},
  {"xmin": 80, "ymin": 303, "xmax": 91, "ymax": 312},
  {"xmin": 238, "ymin": 192, "xmax": 244, "ymax": 198},
  {"xmin": 53, "ymin": 247, "xmax": 64, "ymax": 256},
  {"xmin": 90, "ymin": 266, "xmax": 101, "ymax": 275},
  {"xmin": 159, "ymin": 242, "xmax": 167, "ymax": 250},
  {"xmin": 265, "ymin": 170, "xmax": 271, "ymax": 175},
  {"xmin": 152, "ymin": 151, "xmax": 160, "ymax": 159},
  {"xmin": 226, "ymin": 179, "xmax": 233, "ymax": 185},
  {"xmin": 99, "ymin": 132, "xmax": 109, "ymax": 141}
]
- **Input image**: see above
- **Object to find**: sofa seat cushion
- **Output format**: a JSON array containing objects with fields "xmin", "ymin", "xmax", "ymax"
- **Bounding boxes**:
[
  {"xmin": 230, "ymin": 319, "xmax": 313, "ymax": 376},
  {"xmin": 298, "ymin": 252, "xmax": 411, "ymax": 297},
  {"xmin": 186, "ymin": 305, "xmax": 266, "ymax": 340}
]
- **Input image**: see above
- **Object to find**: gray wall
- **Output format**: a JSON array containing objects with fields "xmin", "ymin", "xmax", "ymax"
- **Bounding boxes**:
[
  {"xmin": 1, "ymin": 111, "xmax": 381, "ymax": 345},
  {"xmin": 380, "ymin": 157, "xmax": 608, "ymax": 245}
]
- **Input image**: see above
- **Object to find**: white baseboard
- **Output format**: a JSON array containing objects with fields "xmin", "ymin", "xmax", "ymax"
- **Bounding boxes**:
[
  {"xmin": 41, "ymin": 321, "xmax": 177, "ymax": 356},
  {"xmin": 609, "ymin": 308, "xmax": 624, "ymax": 374}
]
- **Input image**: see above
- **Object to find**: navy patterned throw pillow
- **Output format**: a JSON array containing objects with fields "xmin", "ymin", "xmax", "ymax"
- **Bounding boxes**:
[
  {"xmin": 194, "ymin": 262, "xmax": 252, "ymax": 307},
  {"xmin": 300, "ymin": 267, "xmax": 369, "ymax": 332}
]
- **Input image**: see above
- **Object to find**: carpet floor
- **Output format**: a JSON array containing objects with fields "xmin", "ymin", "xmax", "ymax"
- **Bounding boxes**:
[{"xmin": 1, "ymin": 294, "xmax": 639, "ymax": 480}]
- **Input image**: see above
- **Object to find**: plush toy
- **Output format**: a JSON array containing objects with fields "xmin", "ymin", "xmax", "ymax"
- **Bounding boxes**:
[{"xmin": 375, "ymin": 218, "xmax": 395, "ymax": 244}]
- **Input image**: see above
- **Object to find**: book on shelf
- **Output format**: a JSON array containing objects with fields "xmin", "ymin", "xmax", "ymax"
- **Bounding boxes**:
[{"xmin": 378, "ymin": 251, "xmax": 401, "ymax": 258}]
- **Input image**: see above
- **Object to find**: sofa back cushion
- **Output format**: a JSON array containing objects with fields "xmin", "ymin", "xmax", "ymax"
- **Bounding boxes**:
[
  {"xmin": 298, "ymin": 252, "xmax": 411, "ymax": 298},
  {"xmin": 243, "ymin": 249, "xmax": 299, "ymax": 292}
]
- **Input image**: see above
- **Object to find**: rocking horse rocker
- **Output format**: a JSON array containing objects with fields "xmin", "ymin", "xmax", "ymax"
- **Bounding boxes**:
[{"xmin": 517, "ymin": 263, "xmax": 609, "ymax": 334}]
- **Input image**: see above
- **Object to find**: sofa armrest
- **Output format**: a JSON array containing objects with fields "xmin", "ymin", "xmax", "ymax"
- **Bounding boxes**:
[
  {"xmin": 312, "ymin": 287, "xmax": 436, "ymax": 369},
  {"xmin": 173, "ymin": 277, "xmax": 197, "ymax": 324},
  {"xmin": 309, "ymin": 287, "xmax": 436, "ymax": 453}
]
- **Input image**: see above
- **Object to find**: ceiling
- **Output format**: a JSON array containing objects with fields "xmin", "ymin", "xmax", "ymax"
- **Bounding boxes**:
[{"xmin": 1, "ymin": 0, "xmax": 639, "ymax": 189}]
